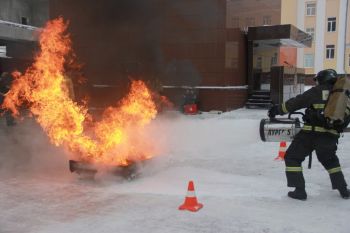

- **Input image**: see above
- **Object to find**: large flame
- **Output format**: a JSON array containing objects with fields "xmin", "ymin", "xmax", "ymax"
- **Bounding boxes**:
[{"xmin": 2, "ymin": 18, "xmax": 159, "ymax": 166}]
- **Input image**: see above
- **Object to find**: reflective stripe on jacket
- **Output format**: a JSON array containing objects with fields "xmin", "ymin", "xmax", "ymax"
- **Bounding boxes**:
[
  {"xmin": 302, "ymin": 125, "xmax": 339, "ymax": 136},
  {"xmin": 278, "ymin": 84, "xmax": 337, "ymax": 133}
]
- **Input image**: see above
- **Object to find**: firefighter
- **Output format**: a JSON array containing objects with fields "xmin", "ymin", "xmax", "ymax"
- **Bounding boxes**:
[
  {"xmin": 182, "ymin": 88, "xmax": 197, "ymax": 112},
  {"xmin": 268, "ymin": 69, "xmax": 350, "ymax": 200},
  {"xmin": 0, "ymin": 72, "xmax": 16, "ymax": 126}
]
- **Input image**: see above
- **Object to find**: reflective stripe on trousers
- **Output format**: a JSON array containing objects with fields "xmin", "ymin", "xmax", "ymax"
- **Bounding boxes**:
[
  {"xmin": 328, "ymin": 167, "xmax": 342, "ymax": 174},
  {"xmin": 286, "ymin": 166, "xmax": 303, "ymax": 172}
]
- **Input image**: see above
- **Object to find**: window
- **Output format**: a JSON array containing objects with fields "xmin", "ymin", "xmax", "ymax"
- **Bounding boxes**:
[
  {"xmin": 245, "ymin": 17, "xmax": 255, "ymax": 27},
  {"xmin": 271, "ymin": 53, "xmax": 278, "ymax": 65},
  {"xmin": 306, "ymin": 2, "xmax": 316, "ymax": 16},
  {"xmin": 256, "ymin": 57, "xmax": 262, "ymax": 68},
  {"xmin": 263, "ymin": 16, "xmax": 271, "ymax": 25},
  {"xmin": 225, "ymin": 42, "xmax": 239, "ymax": 68},
  {"xmin": 305, "ymin": 28, "xmax": 315, "ymax": 41},
  {"xmin": 327, "ymin": 17, "xmax": 336, "ymax": 32},
  {"xmin": 304, "ymin": 54, "xmax": 314, "ymax": 67},
  {"xmin": 326, "ymin": 45, "xmax": 335, "ymax": 59},
  {"xmin": 232, "ymin": 17, "xmax": 239, "ymax": 28},
  {"xmin": 0, "ymin": 46, "xmax": 6, "ymax": 57},
  {"xmin": 21, "ymin": 17, "xmax": 28, "ymax": 25}
]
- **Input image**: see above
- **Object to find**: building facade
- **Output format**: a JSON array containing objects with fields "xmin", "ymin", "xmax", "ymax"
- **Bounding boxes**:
[
  {"xmin": 0, "ymin": 0, "xmax": 316, "ymax": 111},
  {"xmin": 227, "ymin": 0, "xmax": 289, "ymax": 73},
  {"xmin": 281, "ymin": 0, "xmax": 349, "ymax": 75},
  {"xmin": 228, "ymin": 0, "xmax": 350, "ymax": 76},
  {"xmin": 50, "ymin": 0, "xmax": 250, "ymax": 112},
  {"xmin": 0, "ymin": 0, "xmax": 48, "ymax": 27},
  {"xmin": 282, "ymin": 0, "xmax": 350, "ymax": 74},
  {"xmin": 0, "ymin": 0, "xmax": 48, "ymax": 73}
]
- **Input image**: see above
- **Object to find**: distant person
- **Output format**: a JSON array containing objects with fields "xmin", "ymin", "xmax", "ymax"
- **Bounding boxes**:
[
  {"xmin": 63, "ymin": 74, "xmax": 75, "ymax": 101},
  {"xmin": 0, "ymin": 72, "xmax": 16, "ymax": 126},
  {"xmin": 182, "ymin": 88, "xmax": 197, "ymax": 112}
]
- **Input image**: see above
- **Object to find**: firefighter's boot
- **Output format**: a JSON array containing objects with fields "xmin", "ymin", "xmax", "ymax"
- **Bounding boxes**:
[
  {"xmin": 288, "ymin": 187, "xmax": 307, "ymax": 200},
  {"xmin": 338, "ymin": 187, "xmax": 350, "ymax": 199}
]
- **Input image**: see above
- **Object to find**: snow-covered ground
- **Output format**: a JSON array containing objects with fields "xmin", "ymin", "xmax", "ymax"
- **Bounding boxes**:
[{"xmin": 1, "ymin": 108, "xmax": 350, "ymax": 233}]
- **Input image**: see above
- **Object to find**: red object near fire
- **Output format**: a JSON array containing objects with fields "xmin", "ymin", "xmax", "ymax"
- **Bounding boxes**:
[
  {"xmin": 179, "ymin": 180, "xmax": 203, "ymax": 212},
  {"xmin": 183, "ymin": 104, "xmax": 198, "ymax": 114}
]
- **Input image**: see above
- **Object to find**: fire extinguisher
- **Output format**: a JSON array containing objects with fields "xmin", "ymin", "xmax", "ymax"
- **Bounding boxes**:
[
  {"xmin": 260, "ymin": 111, "xmax": 350, "ymax": 169},
  {"xmin": 260, "ymin": 112, "xmax": 350, "ymax": 142},
  {"xmin": 260, "ymin": 112, "xmax": 304, "ymax": 142}
]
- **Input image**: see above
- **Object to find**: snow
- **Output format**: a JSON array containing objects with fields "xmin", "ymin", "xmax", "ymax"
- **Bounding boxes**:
[{"xmin": 1, "ymin": 108, "xmax": 350, "ymax": 233}]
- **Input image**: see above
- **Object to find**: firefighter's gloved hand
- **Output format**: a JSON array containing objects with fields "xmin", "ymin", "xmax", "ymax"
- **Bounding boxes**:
[{"xmin": 268, "ymin": 105, "xmax": 280, "ymax": 118}]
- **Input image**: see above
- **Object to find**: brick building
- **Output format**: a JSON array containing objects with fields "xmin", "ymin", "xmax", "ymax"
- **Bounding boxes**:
[
  {"xmin": 49, "ymin": 0, "xmax": 249, "ymax": 111},
  {"xmin": 1, "ymin": 0, "xmax": 312, "ymax": 112}
]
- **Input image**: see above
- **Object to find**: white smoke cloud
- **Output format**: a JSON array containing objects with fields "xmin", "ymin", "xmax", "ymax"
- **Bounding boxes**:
[
  {"xmin": 0, "ymin": 110, "xmax": 185, "ymax": 181},
  {"xmin": 0, "ymin": 117, "xmax": 71, "ymax": 178}
]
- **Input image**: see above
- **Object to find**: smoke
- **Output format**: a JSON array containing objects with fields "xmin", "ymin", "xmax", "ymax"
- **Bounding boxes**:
[
  {"xmin": 0, "ymin": 111, "xmax": 178, "ymax": 180},
  {"xmin": 0, "ymin": 110, "xmax": 212, "ymax": 181},
  {"xmin": 0, "ymin": 117, "xmax": 71, "ymax": 178}
]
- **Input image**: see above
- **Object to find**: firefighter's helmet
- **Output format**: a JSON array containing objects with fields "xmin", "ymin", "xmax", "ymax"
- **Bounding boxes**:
[{"xmin": 314, "ymin": 69, "xmax": 338, "ymax": 85}]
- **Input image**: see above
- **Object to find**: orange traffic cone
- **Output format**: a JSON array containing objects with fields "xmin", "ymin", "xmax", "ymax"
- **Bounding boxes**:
[
  {"xmin": 275, "ymin": 141, "xmax": 287, "ymax": 160},
  {"xmin": 178, "ymin": 181, "xmax": 203, "ymax": 212}
]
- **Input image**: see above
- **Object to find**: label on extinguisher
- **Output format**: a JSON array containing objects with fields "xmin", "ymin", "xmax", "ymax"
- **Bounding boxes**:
[
  {"xmin": 264, "ymin": 126, "xmax": 296, "ymax": 142},
  {"xmin": 267, "ymin": 128, "xmax": 292, "ymax": 136},
  {"xmin": 260, "ymin": 118, "xmax": 301, "ymax": 142}
]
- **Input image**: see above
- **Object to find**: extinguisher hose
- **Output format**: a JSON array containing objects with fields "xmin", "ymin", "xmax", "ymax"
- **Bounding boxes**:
[{"xmin": 308, "ymin": 154, "xmax": 312, "ymax": 169}]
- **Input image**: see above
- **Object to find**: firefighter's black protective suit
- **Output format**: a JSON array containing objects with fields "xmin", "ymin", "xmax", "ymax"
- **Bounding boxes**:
[{"xmin": 269, "ymin": 80, "xmax": 349, "ymax": 198}]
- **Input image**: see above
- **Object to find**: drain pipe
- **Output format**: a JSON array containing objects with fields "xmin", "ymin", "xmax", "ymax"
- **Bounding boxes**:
[{"xmin": 344, "ymin": 0, "xmax": 349, "ymax": 77}]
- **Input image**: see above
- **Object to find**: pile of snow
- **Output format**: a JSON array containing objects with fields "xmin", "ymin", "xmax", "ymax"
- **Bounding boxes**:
[{"xmin": 0, "ymin": 108, "xmax": 349, "ymax": 233}]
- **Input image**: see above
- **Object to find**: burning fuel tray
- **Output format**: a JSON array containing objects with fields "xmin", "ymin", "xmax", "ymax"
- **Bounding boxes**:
[{"xmin": 69, "ymin": 160, "xmax": 141, "ymax": 180}]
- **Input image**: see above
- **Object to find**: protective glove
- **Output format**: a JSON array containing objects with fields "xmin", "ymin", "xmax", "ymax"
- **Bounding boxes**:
[{"xmin": 268, "ymin": 105, "xmax": 280, "ymax": 118}]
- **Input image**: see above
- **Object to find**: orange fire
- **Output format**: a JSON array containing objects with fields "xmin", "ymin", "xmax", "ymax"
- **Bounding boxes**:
[{"xmin": 2, "ymin": 17, "xmax": 160, "ymax": 166}]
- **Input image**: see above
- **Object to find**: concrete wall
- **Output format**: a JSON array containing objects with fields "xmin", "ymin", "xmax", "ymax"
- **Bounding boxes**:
[
  {"xmin": 324, "ymin": 0, "xmax": 340, "ymax": 70},
  {"xmin": 346, "ymin": 1, "xmax": 350, "ymax": 74},
  {"xmin": 0, "ymin": 0, "xmax": 48, "ymax": 27},
  {"xmin": 30, "ymin": 0, "xmax": 49, "ymax": 27},
  {"xmin": 346, "ymin": 45, "xmax": 350, "ymax": 74},
  {"xmin": 281, "ymin": 0, "xmax": 298, "ymax": 26},
  {"xmin": 0, "ymin": 0, "xmax": 47, "ymax": 77},
  {"xmin": 0, "ymin": 0, "xmax": 30, "ymax": 24}
]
